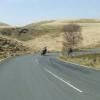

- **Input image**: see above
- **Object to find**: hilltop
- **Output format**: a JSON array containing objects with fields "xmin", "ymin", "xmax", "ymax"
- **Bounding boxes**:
[{"xmin": 0, "ymin": 22, "xmax": 10, "ymax": 27}]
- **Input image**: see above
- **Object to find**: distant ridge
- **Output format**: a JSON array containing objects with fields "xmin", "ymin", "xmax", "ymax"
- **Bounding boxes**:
[
  {"xmin": 0, "ymin": 22, "xmax": 10, "ymax": 27},
  {"xmin": 25, "ymin": 19, "xmax": 100, "ymax": 27}
]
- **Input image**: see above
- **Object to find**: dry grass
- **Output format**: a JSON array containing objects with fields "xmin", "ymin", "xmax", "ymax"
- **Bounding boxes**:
[
  {"xmin": 81, "ymin": 23, "xmax": 100, "ymax": 48},
  {"xmin": 1, "ymin": 19, "xmax": 100, "ymax": 52},
  {"xmin": 24, "ymin": 34, "xmax": 63, "ymax": 52},
  {"xmin": 60, "ymin": 54, "xmax": 100, "ymax": 69},
  {"xmin": 44, "ymin": 22, "xmax": 100, "ymax": 47},
  {"xmin": 24, "ymin": 23, "xmax": 100, "ymax": 52}
]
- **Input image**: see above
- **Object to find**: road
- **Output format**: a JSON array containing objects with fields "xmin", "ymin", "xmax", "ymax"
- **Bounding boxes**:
[{"xmin": 0, "ymin": 53, "xmax": 100, "ymax": 100}]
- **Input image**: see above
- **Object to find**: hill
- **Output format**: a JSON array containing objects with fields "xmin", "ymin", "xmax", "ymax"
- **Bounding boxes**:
[
  {"xmin": 0, "ymin": 19, "xmax": 100, "ymax": 52},
  {"xmin": 0, "ymin": 22, "xmax": 10, "ymax": 27},
  {"xmin": 23, "ymin": 19, "xmax": 100, "ymax": 51}
]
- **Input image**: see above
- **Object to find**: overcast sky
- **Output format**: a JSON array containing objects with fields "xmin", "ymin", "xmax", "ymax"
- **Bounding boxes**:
[{"xmin": 0, "ymin": 0, "xmax": 100, "ymax": 26}]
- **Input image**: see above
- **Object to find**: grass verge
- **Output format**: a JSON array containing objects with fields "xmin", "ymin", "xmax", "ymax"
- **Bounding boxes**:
[{"xmin": 60, "ymin": 54, "xmax": 100, "ymax": 70}]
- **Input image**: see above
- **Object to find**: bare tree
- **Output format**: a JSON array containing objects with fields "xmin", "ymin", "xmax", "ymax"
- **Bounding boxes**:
[{"xmin": 62, "ymin": 23, "xmax": 83, "ymax": 55}]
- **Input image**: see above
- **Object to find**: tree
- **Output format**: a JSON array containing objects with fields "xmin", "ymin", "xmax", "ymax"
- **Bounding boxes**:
[{"xmin": 62, "ymin": 23, "xmax": 83, "ymax": 55}]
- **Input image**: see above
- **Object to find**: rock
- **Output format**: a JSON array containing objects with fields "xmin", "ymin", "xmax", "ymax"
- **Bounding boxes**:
[{"xmin": 0, "ymin": 36, "xmax": 30, "ymax": 58}]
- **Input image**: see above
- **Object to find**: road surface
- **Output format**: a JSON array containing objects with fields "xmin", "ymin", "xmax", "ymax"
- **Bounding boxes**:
[{"xmin": 0, "ymin": 54, "xmax": 100, "ymax": 100}]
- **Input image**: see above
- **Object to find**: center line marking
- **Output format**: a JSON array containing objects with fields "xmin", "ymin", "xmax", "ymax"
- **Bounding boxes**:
[{"xmin": 44, "ymin": 68, "xmax": 83, "ymax": 93}]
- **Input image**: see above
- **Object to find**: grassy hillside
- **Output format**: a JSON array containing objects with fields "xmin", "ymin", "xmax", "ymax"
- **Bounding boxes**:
[
  {"xmin": 0, "ymin": 22, "xmax": 10, "ymax": 27},
  {"xmin": 24, "ymin": 20, "xmax": 62, "ymax": 38},
  {"xmin": 0, "ymin": 19, "xmax": 100, "ymax": 51},
  {"xmin": 60, "ymin": 54, "xmax": 100, "ymax": 69},
  {"xmin": 23, "ymin": 19, "xmax": 100, "ymax": 51}
]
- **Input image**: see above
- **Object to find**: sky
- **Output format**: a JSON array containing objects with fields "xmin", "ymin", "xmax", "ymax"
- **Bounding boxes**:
[{"xmin": 0, "ymin": 0, "xmax": 100, "ymax": 26}]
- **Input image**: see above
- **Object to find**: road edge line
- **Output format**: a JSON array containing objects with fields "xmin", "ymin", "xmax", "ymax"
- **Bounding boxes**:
[{"xmin": 59, "ymin": 58, "xmax": 100, "ymax": 70}]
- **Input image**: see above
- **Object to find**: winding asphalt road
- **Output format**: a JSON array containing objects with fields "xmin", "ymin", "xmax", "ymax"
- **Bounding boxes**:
[{"xmin": 0, "ymin": 53, "xmax": 100, "ymax": 100}]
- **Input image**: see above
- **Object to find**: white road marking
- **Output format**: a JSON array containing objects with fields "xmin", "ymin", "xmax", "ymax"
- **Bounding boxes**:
[
  {"xmin": 44, "ymin": 68, "xmax": 83, "ymax": 93},
  {"xmin": 59, "ymin": 58, "xmax": 96, "ymax": 70}
]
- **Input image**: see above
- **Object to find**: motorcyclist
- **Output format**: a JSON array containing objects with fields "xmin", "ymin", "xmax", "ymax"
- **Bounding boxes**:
[{"xmin": 41, "ymin": 47, "xmax": 47, "ymax": 56}]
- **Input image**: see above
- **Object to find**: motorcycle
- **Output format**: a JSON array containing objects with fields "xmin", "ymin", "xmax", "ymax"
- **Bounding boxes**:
[{"xmin": 41, "ymin": 47, "xmax": 47, "ymax": 56}]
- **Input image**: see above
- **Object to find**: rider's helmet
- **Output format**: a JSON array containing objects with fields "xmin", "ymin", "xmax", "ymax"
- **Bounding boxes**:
[{"xmin": 43, "ymin": 46, "xmax": 47, "ymax": 50}]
